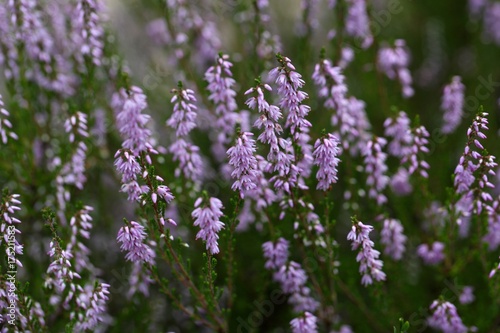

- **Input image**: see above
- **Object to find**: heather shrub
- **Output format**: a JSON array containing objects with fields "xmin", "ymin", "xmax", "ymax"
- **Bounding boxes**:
[{"xmin": 1, "ymin": 1, "xmax": 500, "ymax": 332}]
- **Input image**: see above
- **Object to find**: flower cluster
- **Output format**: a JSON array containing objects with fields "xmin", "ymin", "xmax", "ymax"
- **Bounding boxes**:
[
  {"xmin": 417, "ymin": 242, "xmax": 445, "ymax": 265},
  {"xmin": 192, "ymin": 197, "xmax": 225, "ymax": 255},
  {"xmin": 313, "ymin": 133, "xmax": 342, "ymax": 191},
  {"xmin": 117, "ymin": 221, "xmax": 155, "ymax": 264},
  {"xmin": 441, "ymin": 76, "xmax": 465, "ymax": 134},
  {"xmin": 167, "ymin": 85, "xmax": 204, "ymax": 183},
  {"xmin": 347, "ymin": 219, "xmax": 386, "ymax": 286},
  {"xmin": 363, "ymin": 137, "xmax": 390, "ymax": 205},
  {"xmin": 427, "ymin": 300, "xmax": 468, "ymax": 333},
  {"xmin": 380, "ymin": 218, "xmax": 407, "ymax": 261},
  {"xmin": 377, "ymin": 39, "xmax": 414, "ymax": 98},
  {"xmin": 227, "ymin": 131, "xmax": 259, "ymax": 197}
]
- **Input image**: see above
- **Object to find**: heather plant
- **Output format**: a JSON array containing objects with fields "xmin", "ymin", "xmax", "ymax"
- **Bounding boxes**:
[{"xmin": 1, "ymin": 0, "xmax": 500, "ymax": 332}]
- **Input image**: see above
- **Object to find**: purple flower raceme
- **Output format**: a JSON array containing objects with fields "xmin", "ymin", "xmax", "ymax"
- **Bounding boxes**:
[
  {"xmin": 262, "ymin": 237, "xmax": 289, "ymax": 270},
  {"xmin": 345, "ymin": 0, "xmax": 373, "ymax": 49},
  {"xmin": 204, "ymin": 54, "xmax": 239, "ymax": 161},
  {"xmin": 384, "ymin": 111, "xmax": 413, "ymax": 158},
  {"xmin": 72, "ymin": 282, "xmax": 110, "ymax": 332},
  {"xmin": 380, "ymin": 218, "xmax": 407, "ymax": 261},
  {"xmin": 269, "ymin": 54, "xmax": 314, "ymax": 177},
  {"xmin": 363, "ymin": 137, "xmax": 390, "ymax": 205},
  {"xmin": 441, "ymin": 76, "xmax": 465, "ymax": 134},
  {"xmin": 72, "ymin": 0, "xmax": 105, "ymax": 67},
  {"xmin": 377, "ymin": 39, "xmax": 414, "ymax": 98},
  {"xmin": 483, "ymin": 2, "xmax": 500, "ymax": 46},
  {"xmin": 0, "ymin": 94, "xmax": 18, "ymax": 144},
  {"xmin": 112, "ymin": 86, "xmax": 159, "ymax": 201},
  {"xmin": 192, "ymin": 197, "xmax": 225, "ymax": 255},
  {"xmin": 453, "ymin": 112, "xmax": 493, "ymax": 226},
  {"xmin": 484, "ymin": 198, "xmax": 500, "ymax": 250},
  {"xmin": 167, "ymin": 85, "xmax": 204, "ymax": 183},
  {"xmin": 417, "ymin": 242, "xmax": 445, "ymax": 265},
  {"xmin": 227, "ymin": 131, "xmax": 259, "ymax": 198},
  {"xmin": 117, "ymin": 221, "xmax": 155, "ymax": 264},
  {"xmin": 311, "ymin": 59, "xmax": 371, "ymax": 156},
  {"xmin": 459, "ymin": 286, "xmax": 475, "ymax": 305},
  {"xmin": 290, "ymin": 311, "xmax": 318, "ymax": 333},
  {"xmin": 66, "ymin": 205, "xmax": 94, "ymax": 273},
  {"xmin": 347, "ymin": 218, "xmax": 386, "ymax": 286},
  {"xmin": 427, "ymin": 300, "xmax": 469, "ymax": 333},
  {"xmin": 313, "ymin": 133, "xmax": 341, "ymax": 191},
  {"xmin": 0, "ymin": 193, "xmax": 23, "ymax": 268}
]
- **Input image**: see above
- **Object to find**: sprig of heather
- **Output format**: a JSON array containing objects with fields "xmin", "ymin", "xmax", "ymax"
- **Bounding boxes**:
[
  {"xmin": 290, "ymin": 311, "xmax": 318, "ymax": 333},
  {"xmin": 363, "ymin": 137, "xmax": 390, "ymax": 205},
  {"xmin": 347, "ymin": 218, "xmax": 386, "ymax": 286},
  {"xmin": 441, "ymin": 76, "xmax": 465, "ymax": 134},
  {"xmin": 384, "ymin": 111, "xmax": 413, "ymax": 158},
  {"xmin": 377, "ymin": 39, "xmax": 414, "ymax": 98},
  {"xmin": 204, "ymin": 54, "xmax": 239, "ymax": 161},
  {"xmin": 13, "ymin": 0, "xmax": 76, "ymax": 96},
  {"xmin": 72, "ymin": 282, "xmax": 110, "ymax": 332},
  {"xmin": 483, "ymin": 2, "xmax": 500, "ymax": 46},
  {"xmin": 0, "ymin": 94, "xmax": 18, "ymax": 144},
  {"xmin": 192, "ymin": 196, "xmax": 225, "ymax": 255},
  {"xmin": 452, "ymin": 112, "xmax": 491, "ymax": 224},
  {"xmin": 167, "ymin": 84, "xmax": 204, "ymax": 183},
  {"xmin": 66, "ymin": 205, "xmax": 95, "ymax": 273},
  {"xmin": 380, "ymin": 218, "xmax": 407, "ymax": 260},
  {"xmin": 312, "ymin": 59, "xmax": 371, "ymax": 156},
  {"xmin": 483, "ymin": 198, "xmax": 500, "ymax": 250},
  {"xmin": 112, "ymin": 86, "xmax": 159, "ymax": 201},
  {"xmin": 262, "ymin": 238, "xmax": 319, "ymax": 313},
  {"xmin": 427, "ymin": 300, "xmax": 469, "ymax": 333},
  {"xmin": 417, "ymin": 241, "xmax": 445, "ymax": 265},
  {"xmin": 269, "ymin": 54, "xmax": 314, "ymax": 177},
  {"xmin": 313, "ymin": 133, "xmax": 341, "ymax": 191},
  {"xmin": 345, "ymin": 0, "xmax": 373, "ymax": 49},
  {"xmin": 72, "ymin": 0, "xmax": 105, "ymax": 67},
  {"xmin": 116, "ymin": 220, "xmax": 156, "ymax": 264},
  {"xmin": 403, "ymin": 125, "xmax": 431, "ymax": 178},
  {"xmin": 227, "ymin": 131, "xmax": 259, "ymax": 198},
  {"xmin": 243, "ymin": 155, "xmax": 277, "ymax": 209}
]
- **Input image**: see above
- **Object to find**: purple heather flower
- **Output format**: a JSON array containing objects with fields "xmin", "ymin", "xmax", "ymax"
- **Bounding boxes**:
[
  {"xmin": 363, "ymin": 137, "xmax": 390, "ymax": 205},
  {"xmin": 169, "ymin": 138, "xmax": 204, "ymax": 183},
  {"xmin": 339, "ymin": 46, "xmax": 355, "ymax": 68},
  {"xmin": 441, "ymin": 76, "xmax": 465, "ymax": 134},
  {"xmin": 0, "ymin": 193, "xmax": 23, "ymax": 268},
  {"xmin": 0, "ymin": 94, "xmax": 18, "ymax": 144},
  {"xmin": 380, "ymin": 218, "xmax": 407, "ymax": 260},
  {"xmin": 73, "ymin": 282, "xmax": 110, "ymax": 332},
  {"xmin": 64, "ymin": 112, "xmax": 89, "ymax": 143},
  {"xmin": 46, "ymin": 240, "xmax": 82, "ymax": 303},
  {"xmin": 377, "ymin": 40, "xmax": 414, "ymax": 98},
  {"xmin": 404, "ymin": 125, "xmax": 431, "ymax": 178},
  {"xmin": 66, "ymin": 205, "xmax": 94, "ymax": 273},
  {"xmin": 483, "ymin": 2, "xmax": 500, "ymax": 45},
  {"xmin": 290, "ymin": 311, "xmax": 318, "ymax": 333},
  {"xmin": 246, "ymin": 83, "xmax": 283, "ymax": 162},
  {"xmin": 390, "ymin": 167, "xmax": 413, "ymax": 195},
  {"xmin": 312, "ymin": 59, "xmax": 372, "ymax": 156},
  {"xmin": 205, "ymin": 54, "xmax": 239, "ymax": 160},
  {"xmin": 289, "ymin": 286, "xmax": 320, "ymax": 313},
  {"xmin": 262, "ymin": 237, "xmax": 289, "ymax": 270},
  {"xmin": 112, "ymin": 86, "xmax": 153, "ymax": 155},
  {"xmin": 347, "ymin": 220, "xmax": 386, "ymax": 286},
  {"xmin": 269, "ymin": 55, "xmax": 314, "ymax": 177},
  {"xmin": 59, "ymin": 141, "xmax": 88, "ymax": 191},
  {"xmin": 72, "ymin": 0, "xmax": 105, "ymax": 67},
  {"xmin": 384, "ymin": 111, "xmax": 413, "ymax": 158},
  {"xmin": 345, "ymin": 0, "xmax": 373, "ymax": 49},
  {"xmin": 192, "ymin": 197, "xmax": 225, "ymax": 255},
  {"xmin": 427, "ymin": 300, "xmax": 468, "ymax": 333},
  {"xmin": 313, "ymin": 133, "xmax": 341, "ymax": 191},
  {"xmin": 117, "ymin": 221, "xmax": 155, "ymax": 264},
  {"xmin": 167, "ymin": 86, "xmax": 198, "ymax": 138},
  {"xmin": 127, "ymin": 261, "xmax": 154, "ymax": 298},
  {"xmin": 269, "ymin": 55, "xmax": 311, "ymax": 139},
  {"xmin": 484, "ymin": 199, "xmax": 500, "ymax": 250},
  {"xmin": 459, "ymin": 286, "xmax": 475, "ymax": 305},
  {"xmin": 227, "ymin": 131, "xmax": 259, "ymax": 197},
  {"xmin": 274, "ymin": 261, "xmax": 308, "ymax": 293},
  {"xmin": 417, "ymin": 242, "xmax": 445, "ymax": 265}
]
